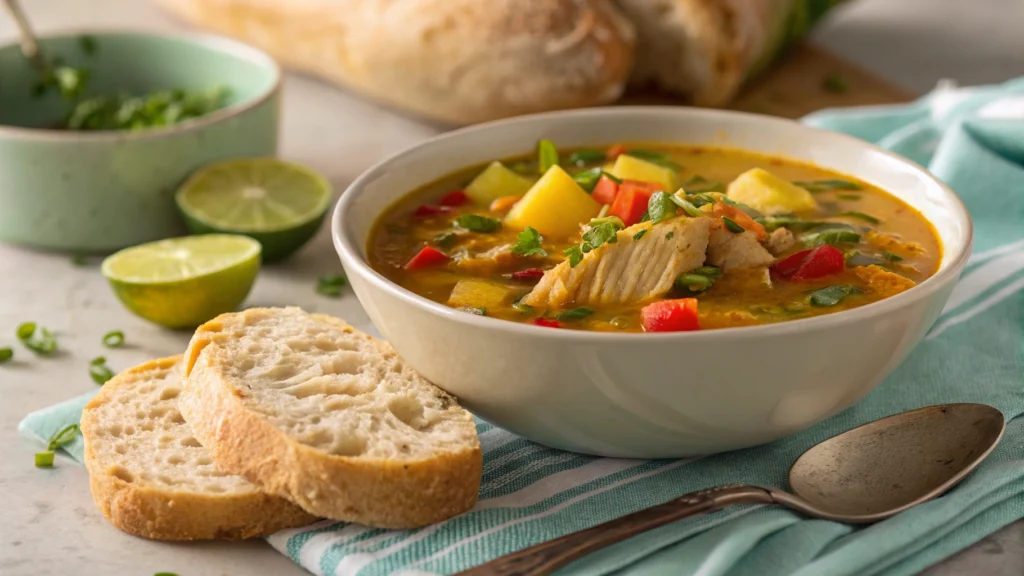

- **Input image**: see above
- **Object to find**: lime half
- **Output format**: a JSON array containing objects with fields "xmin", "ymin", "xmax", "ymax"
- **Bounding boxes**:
[
  {"xmin": 101, "ymin": 234, "xmax": 261, "ymax": 329},
  {"xmin": 175, "ymin": 158, "xmax": 333, "ymax": 261}
]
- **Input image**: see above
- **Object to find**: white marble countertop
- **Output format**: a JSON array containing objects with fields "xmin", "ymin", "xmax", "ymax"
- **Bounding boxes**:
[{"xmin": 2, "ymin": 1, "xmax": 1023, "ymax": 575}]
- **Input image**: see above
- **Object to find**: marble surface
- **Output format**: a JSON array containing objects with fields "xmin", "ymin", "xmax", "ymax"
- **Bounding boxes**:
[{"xmin": 2, "ymin": 0, "xmax": 1023, "ymax": 575}]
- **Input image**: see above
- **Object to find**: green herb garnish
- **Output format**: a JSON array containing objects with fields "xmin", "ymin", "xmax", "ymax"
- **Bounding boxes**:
[
  {"xmin": 434, "ymin": 232, "xmax": 459, "ymax": 249},
  {"xmin": 883, "ymin": 251, "xmax": 905, "ymax": 262},
  {"xmin": 665, "ymin": 231, "xmax": 675, "ymax": 240},
  {"xmin": 563, "ymin": 218, "xmax": 622, "ymax": 267},
  {"xmin": 102, "ymin": 330, "xmax": 125, "ymax": 348},
  {"xmin": 316, "ymin": 274, "xmax": 348, "ymax": 297},
  {"xmin": 62, "ymin": 86, "xmax": 229, "ymax": 131},
  {"xmin": 555, "ymin": 307, "xmax": 595, "ymax": 321},
  {"xmin": 647, "ymin": 191, "xmax": 678, "ymax": 224},
  {"xmin": 625, "ymin": 149, "xmax": 682, "ymax": 171},
  {"xmin": 722, "ymin": 216, "xmax": 745, "ymax": 234},
  {"xmin": 572, "ymin": 168, "xmax": 602, "ymax": 192},
  {"xmin": 568, "ymin": 149, "xmax": 606, "ymax": 166},
  {"xmin": 823, "ymin": 73, "xmax": 849, "ymax": 93},
  {"xmin": 840, "ymin": 211, "xmax": 880, "ymax": 224},
  {"xmin": 48, "ymin": 424, "xmax": 79, "ymax": 452},
  {"xmin": 674, "ymin": 274, "xmax": 712, "ymax": 292},
  {"xmin": 803, "ymin": 229, "xmax": 861, "ymax": 247},
  {"xmin": 90, "ymin": 356, "xmax": 115, "ymax": 385},
  {"xmin": 794, "ymin": 179, "xmax": 862, "ymax": 193},
  {"xmin": 538, "ymin": 139, "xmax": 559, "ymax": 173},
  {"xmin": 809, "ymin": 285, "xmax": 862, "ymax": 307},
  {"xmin": 513, "ymin": 301, "xmax": 534, "ymax": 314},
  {"xmin": 513, "ymin": 227, "xmax": 547, "ymax": 257},
  {"xmin": 17, "ymin": 322, "xmax": 57, "ymax": 355},
  {"xmin": 0, "ymin": 348, "xmax": 12, "ymax": 363},
  {"xmin": 35, "ymin": 451, "xmax": 55, "ymax": 468},
  {"xmin": 669, "ymin": 194, "xmax": 704, "ymax": 217},
  {"xmin": 693, "ymin": 266, "xmax": 722, "ymax": 278},
  {"xmin": 632, "ymin": 229, "xmax": 648, "ymax": 241},
  {"xmin": 455, "ymin": 214, "xmax": 501, "ymax": 233}
]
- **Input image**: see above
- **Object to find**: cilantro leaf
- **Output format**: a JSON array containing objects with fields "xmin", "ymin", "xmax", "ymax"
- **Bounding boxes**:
[{"xmin": 512, "ymin": 227, "xmax": 547, "ymax": 257}]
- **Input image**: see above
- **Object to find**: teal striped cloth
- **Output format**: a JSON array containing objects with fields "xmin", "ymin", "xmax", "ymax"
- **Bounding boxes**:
[{"xmin": 20, "ymin": 77, "xmax": 1024, "ymax": 575}]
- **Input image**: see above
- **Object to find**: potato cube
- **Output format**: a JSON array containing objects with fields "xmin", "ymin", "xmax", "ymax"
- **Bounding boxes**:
[
  {"xmin": 726, "ymin": 168, "xmax": 818, "ymax": 215},
  {"xmin": 465, "ymin": 162, "xmax": 534, "ymax": 205},
  {"xmin": 610, "ymin": 154, "xmax": 679, "ymax": 192},
  {"xmin": 504, "ymin": 166, "xmax": 600, "ymax": 238}
]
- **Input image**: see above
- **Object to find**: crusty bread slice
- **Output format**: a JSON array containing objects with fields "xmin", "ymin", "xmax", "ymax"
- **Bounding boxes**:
[
  {"xmin": 180, "ymin": 307, "xmax": 482, "ymax": 528},
  {"xmin": 80, "ymin": 356, "xmax": 316, "ymax": 540}
]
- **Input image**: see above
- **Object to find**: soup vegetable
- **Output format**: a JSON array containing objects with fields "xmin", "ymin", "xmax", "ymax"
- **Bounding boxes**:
[{"xmin": 369, "ymin": 142, "xmax": 940, "ymax": 332}]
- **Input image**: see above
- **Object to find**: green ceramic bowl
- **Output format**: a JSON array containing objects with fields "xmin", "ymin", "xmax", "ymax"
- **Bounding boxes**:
[{"xmin": 0, "ymin": 31, "xmax": 281, "ymax": 252}]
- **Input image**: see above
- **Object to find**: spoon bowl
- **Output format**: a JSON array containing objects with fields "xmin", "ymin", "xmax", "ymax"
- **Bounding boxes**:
[{"xmin": 461, "ymin": 403, "xmax": 1005, "ymax": 575}]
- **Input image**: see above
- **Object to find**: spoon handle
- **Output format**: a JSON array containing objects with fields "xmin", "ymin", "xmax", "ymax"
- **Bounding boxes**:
[
  {"xmin": 1, "ymin": 0, "xmax": 45, "ymax": 70},
  {"xmin": 456, "ymin": 484, "xmax": 774, "ymax": 576}
]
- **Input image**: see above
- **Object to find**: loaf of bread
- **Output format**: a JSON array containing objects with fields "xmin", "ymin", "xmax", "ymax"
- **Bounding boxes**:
[
  {"xmin": 155, "ymin": 0, "xmax": 840, "ymax": 124},
  {"xmin": 80, "ymin": 356, "xmax": 317, "ymax": 540},
  {"xmin": 179, "ymin": 307, "xmax": 482, "ymax": 528}
]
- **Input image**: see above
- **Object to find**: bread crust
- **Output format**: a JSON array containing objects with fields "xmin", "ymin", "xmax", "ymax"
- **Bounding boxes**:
[
  {"xmin": 81, "ymin": 356, "xmax": 317, "ymax": 541},
  {"xmin": 155, "ymin": 0, "xmax": 636, "ymax": 125},
  {"xmin": 180, "ymin": 309, "xmax": 483, "ymax": 528}
]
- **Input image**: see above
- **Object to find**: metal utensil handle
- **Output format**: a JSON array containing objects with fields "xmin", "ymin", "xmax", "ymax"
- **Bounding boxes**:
[
  {"xmin": 456, "ymin": 485, "xmax": 774, "ymax": 576},
  {"xmin": 1, "ymin": 0, "xmax": 45, "ymax": 69}
]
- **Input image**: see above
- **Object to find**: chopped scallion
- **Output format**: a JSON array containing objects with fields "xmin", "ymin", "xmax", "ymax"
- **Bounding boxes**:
[
  {"xmin": 674, "ymin": 274, "xmax": 712, "ymax": 291},
  {"xmin": 47, "ymin": 424, "xmax": 79, "ymax": 451},
  {"xmin": 722, "ymin": 217, "xmax": 745, "ymax": 234},
  {"xmin": 316, "ymin": 274, "xmax": 348, "ymax": 297},
  {"xmin": 840, "ymin": 211, "xmax": 880, "ymax": 224},
  {"xmin": 647, "ymin": 191, "xmax": 678, "ymax": 224},
  {"xmin": 567, "ymin": 149, "xmax": 606, "ymax": 166},
  {"xmin": 554, "ymin": 307, "xmax": 595, "ymax": 321},
  {"xmin": 538, "ymin": 139, "xmax": 559, "ymax": 173},
  {"xmin": 102, "ymin": 330, "xmax": 125, "ymax": 348},
  {"xmin": 17, "ymin": 322, "xmax": 57, "ymax": 355},
  {"xmin": 670, "ymin": 194, "xmax": 704, "ymax": 217},
  {"xmin": 35, "ymin": 451, "xmax": 55, "ymax": 468},
  {"xmin": 883, "ymin": 251, "xmax": 905, "ymax": 262},
  {"xmin": 0, "ymin": 348, "xmax": 11, "ymax": 363},
  {"xmin": 632, "ymin": 229, "xmax": 648, "ymax": 241},
  {"xmin": 90, "ymin": 357, "xmax": 115, "ymax": 385}
]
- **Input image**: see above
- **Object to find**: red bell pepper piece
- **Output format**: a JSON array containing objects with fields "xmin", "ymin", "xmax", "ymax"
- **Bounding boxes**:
[
  {"xmin": 641, "ymin": 298, "xmax": 700, "ymax": 332},
  {"xmin": 771, "ymin": 245, "xmax": 845, "ymax": 281},
  {"xmin": 405, "ymin": 246, "xmax": 449, "ymax": 269},
  {"xmin": 438, "ymin": 190, "xmax": 469, "ymax": 207},
  {"xmin": 533, "ymin": 318, "xmax": 561, "ymax": 328},
  {"xmin": 606, "ymin": 144, "xmax": 627, "ymax": 161},
  {"xmin": 413, "ymin": 204, "xmax": 453, "ymax": 218},
  {"xmin": 609, "ymin": 180, "xmax": 661, "ymax": 227},
  {"xmin": 511, "ymin": 268, "xmax": 546, "ymax": 282},
  {"xmin": 591, "ymin": 175, "xmax": 619, "ymax": 206}
]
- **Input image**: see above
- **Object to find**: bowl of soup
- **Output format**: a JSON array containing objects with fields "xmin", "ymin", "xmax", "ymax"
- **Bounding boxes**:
[{"xmin": 333, "ymin": 107, "xmax": 972, "ymax": 458}]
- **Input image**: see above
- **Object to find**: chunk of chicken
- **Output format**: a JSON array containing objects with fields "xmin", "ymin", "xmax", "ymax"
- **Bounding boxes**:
[
  {"xmin": 706, "ymin": 227, "xmax": 775, "ymax": 270},
  {"xmin": 854, "ymin": 265, "xmax": 917, "ymax": 298},
  {"xmin": 452, "ymin": 244, "xmax": 516, "ymax": 274},
  {"xmin": 522, "ymin": 217, "xmax": 713, "ymax": 308},
  {"xmin": 766, "ymin": 227, "xmax": 796, "ymax": 255}
]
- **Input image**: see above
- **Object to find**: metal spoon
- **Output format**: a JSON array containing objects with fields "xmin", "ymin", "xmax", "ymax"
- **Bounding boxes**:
[
  {"xmin": 1, "ymin": 0, "xmax": 47, "ymax": 72},
  {"xmin": 459, "ymin": 403, "xmax": 1004, "ymax": 576}
]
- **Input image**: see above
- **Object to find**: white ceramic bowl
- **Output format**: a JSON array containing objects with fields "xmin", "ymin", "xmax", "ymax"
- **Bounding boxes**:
[{"xmin": 333, "ymin": 107, "xmax": 972, "ymax": 458}]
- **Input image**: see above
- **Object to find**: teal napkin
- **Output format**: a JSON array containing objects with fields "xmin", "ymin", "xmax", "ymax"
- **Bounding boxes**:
[{"xmin": 20, "ymin": 77, "xmax": 1024, "ymax": 576}]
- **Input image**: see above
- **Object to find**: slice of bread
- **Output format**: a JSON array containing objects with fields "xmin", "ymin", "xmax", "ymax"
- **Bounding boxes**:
[
  {"xmin": 180, "ymin": 307, "xmax": 482, "ymax": 528},
  {"xmin": 80, "ymin": 356, "xmax": 317, "ymax": 540}
]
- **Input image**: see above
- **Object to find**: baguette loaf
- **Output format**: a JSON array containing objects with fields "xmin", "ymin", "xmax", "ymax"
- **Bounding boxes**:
[
  {"xmin": 80, "ymin": 356, "xmax": 316, "ymax": 540},
  {"xmin": 155, "ymin": 0, "xmax": 636, "ymax": 125},
  {"xmin": 180, "ymin": 307, "xmax": 482, "ymax": 528}
]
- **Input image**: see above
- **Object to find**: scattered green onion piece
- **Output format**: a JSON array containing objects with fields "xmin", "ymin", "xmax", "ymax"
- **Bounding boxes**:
[
  {"xmin": 0, "ymin": 347, "xmax": 11, "ymax": 363},
  {"xmin": 90, "ymin": 357, "xmax": 115, "ymax": 385},
  {"xmin": 102, "ymin": 330, "xmax": 125, "ymax": 348},
  {"xmin": 794, "ymin": 179, "xmax": 862, "ymax": 193},
  {"xmin": 823, "ymin": 73, "xmax": 849, "ymax": 93},
  {"xmin": 47, "ymin": 424, "xmax": 79, "ymax": 451},
  {"xmin": 722, "ymin": 216, "xmax": 745, "ymax": 234},
  {"xmin": 883, "ymin": 251, "xmax": 905, "ymax": 262},
  {"xmin": 632, "ymin": 229, "xmax": 648, "ymax": 241},
  {"xmin": 538, "ymin": 139, "xmax": 559, "ymax": 173},
  {"xmin": 840, "ymin": 211, "xmax": 880, "ymax": 224},
  {"xmin": 512, "ymin": 301, "xmax": 534, "ymax": 314},
  {"xmin": 16, "ymin": 322, "xmax": 35, "ymax": 340},
  {"xmin": 670, "ymin": 194, "xmax": 704, "ymax": 217},
  {"xmin": 693, "ymin": 266, "xmax": 722, "ymax": 278},
  {"xmin": 803, "ymin": 229, "xmax": 862, "ymax": 247},
  {"xmin": 665, "ymin": 231, "xmax": 675, "ymax": 240},
  {"xmin": 17, "ymin": 322, "xmax": 57, "ymax": 355},
  {"xmin": 35, "ymin": 451, "xmax": 55, "ymax": 468},
  {"xmin": 555, "ymin": 307, "xmax": 595, "ymax": 321},
  {"xmin": 572, "ymin": 168, "xmax": 603, "ymax": 192},
  {"xmin": 675, "ymin": 274, "xmax": 712, "ymax": 291},
  {"xmin": 809, "ymin": 285, "xmax": 862, "ymax": 307},
  {"xmin": 455, "ymin": 214, "xmax": 501, "ymax": 233},
  {"xmin": 601, "ymin": 171, "xmax": 622, "ymax": 184},
  {"xmin": 567, "ymin": 149, "xmax": 606, "ymax": 166},
  {"xmin": 513, "ymin": 227, "xmax": 547, "ymax": 257}
]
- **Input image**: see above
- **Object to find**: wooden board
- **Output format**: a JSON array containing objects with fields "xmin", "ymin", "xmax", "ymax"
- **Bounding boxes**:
[{"xmin": 623, "ymin": 43, "xmax": 913, "ymax": 119}]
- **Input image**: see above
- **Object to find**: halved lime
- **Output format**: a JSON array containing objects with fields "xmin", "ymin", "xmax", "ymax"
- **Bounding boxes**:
[
  {"xmin": 101, "ymin": 234, "xmax": 261, "ymax": 329},
  {"xmin": 175, "ymin": 158, "xmax": 333, "ymax": 262}
]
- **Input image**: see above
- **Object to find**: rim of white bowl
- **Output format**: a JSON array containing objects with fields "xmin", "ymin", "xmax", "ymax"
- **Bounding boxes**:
[
  {"xmin": 333, "ymin": 106, "xmax": 974, "ymax": 342},
  {"xmin": 0, "ymin": 29, "xmax": 282, "ymax": 141}
]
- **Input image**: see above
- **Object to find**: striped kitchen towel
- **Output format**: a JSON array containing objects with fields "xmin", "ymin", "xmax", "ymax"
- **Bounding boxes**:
[{"xmin": 21, "ymin": 77, "xmax": 1024, "ymax": 575}]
